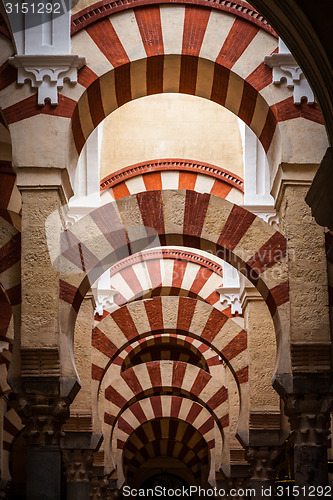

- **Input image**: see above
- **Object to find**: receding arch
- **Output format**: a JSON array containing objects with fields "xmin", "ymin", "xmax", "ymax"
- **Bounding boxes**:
[
  {"xmin": 57, "ymin": 191, "xmax": 288, "ymax": 389},
  {"xmin": 110, "ymin": 398, "xmax": 218, "ymax": 485},
  {"xmin": 91, "ymin": 296, "xmax": 247, "ymax": 387}
]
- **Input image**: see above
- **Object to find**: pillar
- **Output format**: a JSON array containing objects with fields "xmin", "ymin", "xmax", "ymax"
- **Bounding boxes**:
[
  {"xmin": 12, "ymin": 166, "xmax": 79, "ymax": 500},
  {"xmin": 271, "ymin": 164, "xmax": 333, "ymax": 494},
  {"xmin": 18, "ymin": 396, "xmax": 69, "ymax": 500},
  {"xmin": 284, "ymin": 393, "xmax": 333, "ymax": 492},
  {"xmin": 245, "ymin": 445, "xmax": 281, "ymax": 498},
  {"xmin": 63, "ymin": 449, "xmax": 93, "ymax": 499}
]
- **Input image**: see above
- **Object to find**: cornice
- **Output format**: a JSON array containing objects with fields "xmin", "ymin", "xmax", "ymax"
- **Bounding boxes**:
[
  {"xmin": 71, "ymin": 0, "xmax": 277, "ymax": 37},
  {"xmin": 100, "ymin": 159, "xmax": 244, "ymax": 192}
]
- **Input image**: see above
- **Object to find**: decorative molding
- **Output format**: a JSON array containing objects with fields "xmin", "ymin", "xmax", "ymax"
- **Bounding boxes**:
[
  {"xmin": 109, "ymin": 249, "xmax": 224, "ymax": 278},
  {"xmin": 94, "ymin": 288, "xmax": 119, "ymax": 316},
  {"xmin": 264, "ymin": 52, "xmax": 314, "ymax": 105},
  {"xmin": 291, "ymin": 344, "xmax": 331, "ymax": 372},
  {"xmin": 63, "ymin": 449, "xmax": 94, "ymax": 483},
  {"xmin": 284, "ymin": 394, "xmax": 333, "ymax": 447},
  {"xmin": 9, "ymin": 54, "xmax": 85, "ymax": 106},
  {"xmin": 100, "ymin": 159, "xmax": 244, "ymax": 192},
  {"xmin": 216, "ymin": 287, "xmax": 242, "ymax": 315},
  {"xmin": 271, "ymin": 163, "xmax": 319, "ymax": 211},
  {"xmin": 15, "ymin": 166, "xmax": 74, "ymax": 203},
  {"xmin": 242, "ymin": 205, "xmax": 279, "ymax": 228},
  {"xmin": 71, "ymin": 0, "xmax": 277, "ymax": 37},
  {"xmin": 21, "ymin": 348, "xmax": 60, "ymax": 377},
  {"xmin": 229, "ymin": 449, "xmax": 247, "ymax": 465},
  {"xmin": 62, "ymin": 410, "xmax": 93, "ymax": 433},
  {"xmin": 240, "ymin": 286, "xmax": 263, "ymax": 310},
  {"xmin": 249, "ymin": 411, "xmax": 281, "ymax": 430}
]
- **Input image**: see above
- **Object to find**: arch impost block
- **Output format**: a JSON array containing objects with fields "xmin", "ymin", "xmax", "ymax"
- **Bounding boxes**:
[
  {"xmin": 271, "ymin": 163, "xmax": 319, "ymax": 210},
  {"xmin": 239, "ymin": 286, "xmax": 263, "ymax": 310},
  {"xmin": 15, "ymin": 166, "xmax": 74, "ymax": 203}
]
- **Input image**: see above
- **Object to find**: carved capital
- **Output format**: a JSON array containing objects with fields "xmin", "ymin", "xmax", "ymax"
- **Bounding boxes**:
[
  {"xmin": 284, "ymin": 394, "xmax": 333, "ymax": 447},
  {"xmin": 18, "ymin": 396, "xmax": 69, "ymax": 446},
  {"xmin": 264, "ymin": 52, "xmax": 314, "ymax": 105},
  {"xmin": 245, "ymin": 446, "xmax": 282, "ymax": 481},
  {"xmin": 89, "ymin": 476, "xmax": 109, "ymax": 500},
  {"xmin": 63, "ymin": 449, "xmax": 93, "ymax": 483}
]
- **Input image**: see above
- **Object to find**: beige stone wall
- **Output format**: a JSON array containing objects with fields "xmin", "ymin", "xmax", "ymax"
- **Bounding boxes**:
[
  {"xmin": 279, "ymin": 183, "xmax": 330, "ymax": 347},
  {"xmin": 72, "ymin": 295, "xmax": 95, "ymax": 410},
  {"xmin": 244, "ymin": 297, "xmax": 279, "ymax": 409},
  {"xmin": 100, "ymin": 94, "xmax": 244, "ymax": 180}
]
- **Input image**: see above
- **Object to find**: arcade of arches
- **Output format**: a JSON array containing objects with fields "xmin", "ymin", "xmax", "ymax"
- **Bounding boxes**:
[{"xmin": 0, "ymin": 1, "xmax": 333, "ymax": 499}]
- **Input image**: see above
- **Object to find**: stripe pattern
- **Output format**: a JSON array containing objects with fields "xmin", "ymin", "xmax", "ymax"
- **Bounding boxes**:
[
  {"xmin": 67, "ymin": 4, "xmax": 323, "ymax": 161},
  {"xmin": 122, "ymin": 417, "xmax": 210, "ymax": 482},
  {"xmin": 94, "ymin": 248, "xmax": 229, "ymax": 318},
  {"xmin": 0, "ymin": 3, "xmax": 324, "ymax": 164},
  {"xmin": 0, "ymin": 212, "xmax": 21, "ymax": 396},
  {"xmin": 91, "ymin": 296, "xmax": 248, "ymax": 386},
  {"xmin": 104, "ymin": 360, "xmax": 229, "ymax": 425},
  {"xmin": 120, "ymin": 334, "xmax": 211, "ymax": 372},
  {"xmin": 58, "ymin": 191, "xmax": 288, "ymax": 328},
  {"xmin": 100, "ymin": 159, "xmax": 244, "ymax": 206}
]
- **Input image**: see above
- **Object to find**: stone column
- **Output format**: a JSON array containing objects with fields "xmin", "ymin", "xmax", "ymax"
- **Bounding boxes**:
[
  {"xmin": 63, "ymin": 449, "xmax": 94, "ymax": 500},
  {"xmin": 245, "ymin": 445, "xmax": 281, "ymax": 498},
  {"xmin": 284, "ymin": 393, "xmax": 333, "ymax": 495},
  {"xmin": 18, "ymin": 395, "xmax": 69, "ymax": 500},
  {"xmin": 89, "ymin": 474, "xmax": 109, "ymax": 499},
  {"xmin": 11, "ymin": 167, "xmax": 80, "ymax": 500},
  {"xmin": 271, "ymin": 164, "xmax": 333, "ymax": 494}
]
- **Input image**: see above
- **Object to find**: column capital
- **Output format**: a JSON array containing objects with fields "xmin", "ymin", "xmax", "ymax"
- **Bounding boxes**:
[
  {"xmin": 284, "ymin": 393, "xmax": 333, "ymax": 446},
  {"xmin": 18, "ymin": 394, "xmax": 69, "ymax": 446},
  {"xmin": 63, "ymin": 449, "xmax": 94, "ymax": 483},
  {"xmin": 245, "ymin": 445, "xmax": 282, "ymax": 481}
]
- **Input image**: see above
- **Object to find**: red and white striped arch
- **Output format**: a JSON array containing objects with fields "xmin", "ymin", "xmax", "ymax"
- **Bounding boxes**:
[
  {"xmin": 110, "ymin": 395, "xmax": 220, "ymax": 484},
  {"xmin": 2, "ymin": 408, "xmax": 24, "ymax": 482},
  {"xmin": 103, "ymin": 360, "xmax": 229, "ymax": 430},
  {"xmin": 67, "ymin": 2, "xmax": 324, "ymax": 168},
  {"xmin": 97, "ymin": 332, "xmax": 231, "ymax": 386},
  {"xmin": 100, "ymin": 159, "xmax": 244, "ymax": 206},
  {"xmin": 91, "ymin": 296, "xmax": 248, "ymax": 387},
  {"xmin": 119, "ymin": 333, "xmax": 216, "ymax": 373},
  {"xmin": 94, "ymin": 248, "xmax": 233, "ymax": 319},
  {"xmin": 58, "ymin": 191, "xmax": 289, "ymax": 381},
  {"xmin": 0, "ymin": 2, "xmax": 325, "ymax": 174}
]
